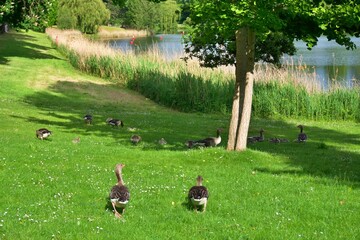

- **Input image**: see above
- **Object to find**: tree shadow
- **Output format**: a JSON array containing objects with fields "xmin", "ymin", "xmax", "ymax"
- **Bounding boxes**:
[
  {"xmin": 247, "ymin": 120, "xmax": 360, "ymax": 186},
  {"xmin": 17, "ymin": 67, "xmax": 360, "ymax": 187},
  {"xmin": 19, "ymin": 79, "xmax": 226, "ymax": 152},
  {"xmin": 0, "ymin": 31, "xmax": 60, "ymax": 65}
]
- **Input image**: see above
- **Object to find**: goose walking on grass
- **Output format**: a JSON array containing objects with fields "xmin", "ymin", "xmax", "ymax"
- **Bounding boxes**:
[
  {"xmin": 84, "ymin": 114, "xmax": 93, "ymax": 125},
  {"xmin": 130, "ymin": 135, "xmax": 141, "ymax": 145},
  {"xmin": 186, "ymin": 128, "xmax": 222, "ymax": 148},
  {"xmin": 36, "ymin": 128, "xmax": 52, "ymax": 140},
  {"xmin": 247, "ymin": 129, "xmax": 265, "ymax": 143},
  {"xmin": 106, "ymin": 118, "xmax": 124, "ymax": 127},
  {"xmin": 188, "ymin": 175, "xmax": 209, "ymax": 212},
  {"xmin": 297, "ymin": 125, "xmax": 307, "ymax": 143},
  {"xmin": 109, "ymin": 164, "xmax": 130, "ymax": 218}
]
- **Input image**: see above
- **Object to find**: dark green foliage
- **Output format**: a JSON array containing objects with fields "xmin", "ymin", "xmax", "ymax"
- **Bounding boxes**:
[
  {"xmin": 108, "ymin": 0, "xmax": 180, "ymax": 34},
  {"xmin": 1, "ymin": 0, "xmax": 57, "ymax": 32},
  {"xmin": 56, "ymin": 9, "xmax": 77, "ymax": 30},
  {"xmin": 57, "ymin": 0, "xmax": 110, "ymax": 34},
  {"xmin": 124, "ymin": 0, "xmax": 158, "ymax": 31}
]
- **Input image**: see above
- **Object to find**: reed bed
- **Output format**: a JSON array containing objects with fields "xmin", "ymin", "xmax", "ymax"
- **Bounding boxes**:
[
  {"xmin": 97, "ymin": 26, "xmax": 149, "ymax": 39},
  {"xmin": 45, "ymin": 28, "xmax": 360, "ymax": 121}
]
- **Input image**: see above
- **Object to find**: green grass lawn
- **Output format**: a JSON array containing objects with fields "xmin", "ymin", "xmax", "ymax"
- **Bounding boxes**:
[{"xmin": 0, "ymin": 30, "xmax": 359, "ymax": 240}]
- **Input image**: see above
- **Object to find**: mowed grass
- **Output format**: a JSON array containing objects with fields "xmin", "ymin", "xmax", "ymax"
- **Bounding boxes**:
[{"xmin": 0, "ymin": 30, "xmax": 360, "ymax": 240}]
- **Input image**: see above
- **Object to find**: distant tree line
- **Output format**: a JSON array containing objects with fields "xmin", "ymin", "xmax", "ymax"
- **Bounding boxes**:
[
  {"xmin": 0, "ymin": 0, "xmax": 187, "ymax": 34},
  {"xmin": 105, "ymin": 0, "xmax": 181, "ymax": 34}
]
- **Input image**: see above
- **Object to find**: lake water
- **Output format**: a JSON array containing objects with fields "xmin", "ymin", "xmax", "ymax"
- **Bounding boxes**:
[{"xmin": 105, "ymin": 34, "xmax": 360, "ymax": 89}]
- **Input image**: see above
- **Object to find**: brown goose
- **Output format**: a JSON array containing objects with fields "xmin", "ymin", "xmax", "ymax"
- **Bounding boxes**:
[
  {"xmin": 269, "ymin": 137, "xmax": 289, "ymax": 143},
  {"xmin": 36, "ymin": 128, "xmax": 52, "ymax": 140},
  {"xmin": 269, "ymin": 137, "xmax": 281, "ymax": 144},
  {"xmin": 188, "ymin": 175, "xmax": 209, "ymax": 212},
  {"xmin": 297, "ymin": 125, "xmax": 307, "ymax": 143},
  {"xmin": 247, "ymin": 129, "xmax": 265, "ymax": 143},
  {"xmin": 158, "ymin": 138, "xmax": 167, "ymax": 145},
  {"xmin": 130, "ymin": 135, "xmax": 141, "ymax": 145},
  {"xmin": 72, "ymin": 137, "xmax": 80, "ymax": 144},
  {"xmin": 187, "ymin": 128, "xmax": 222, "ymax": 148},
  {"xmin": 109, "ymin": 164, "xmax": 130, "ymax": 218},
  {"xmin": 106, "ymin": 118, "xmax": 124, "ymax": 127},
  {"xmin": 84, "ymin": 114, "xmax": 93, "ymax": 125}
]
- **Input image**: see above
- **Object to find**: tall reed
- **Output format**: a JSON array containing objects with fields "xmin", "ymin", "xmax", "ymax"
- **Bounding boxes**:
[
  {"xmin": 97, "ymin": 26, "xmax": 148, "ymax": 39},
  {"xmin": 46, "ymin": 28, "xmax": 360, "ymax": 121}
]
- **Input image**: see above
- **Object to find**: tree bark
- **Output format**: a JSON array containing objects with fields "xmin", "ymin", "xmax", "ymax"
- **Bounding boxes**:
[
  {"xmin": 226, "ymin": 76, "xmax": 240, "ymax": 150},
  {"xmin": 227, "ymin": 27, "xmax": 255, "ymax": 151}
]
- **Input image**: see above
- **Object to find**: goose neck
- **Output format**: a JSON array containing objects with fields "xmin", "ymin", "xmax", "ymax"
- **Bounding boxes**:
[{"xmin": 115, "ymin": 169, "xmax": 125, "ymax": 186}]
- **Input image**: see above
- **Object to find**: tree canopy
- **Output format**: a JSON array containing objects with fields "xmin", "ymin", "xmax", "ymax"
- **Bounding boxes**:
[
  {"xmin": 184, "ymin": 0, "xmax": 360, "ymax": 151},
  {"xmin": 57, "ymin": 0, "xmax": 110, "ymax": 34},
  {"xmin": 1, "ymin": 0, "xmax": 181, "ymax": 34},
  {"xmin": 106, "ymin": 0, "xmax": 180, "ymax": 33},
  {"xmin": 185, "ymin": 0, "xmax": 360, "ymax": 67},
  {"xmin": 0, "ymin": 0, "xmax": 57, "ymax": 32}
]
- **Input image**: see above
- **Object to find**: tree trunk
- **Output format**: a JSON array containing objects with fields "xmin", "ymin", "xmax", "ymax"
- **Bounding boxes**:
[
  {"xmin": 227, "ymin": 27, "xmax": 255, "ymax": 151},
  {"xmin": 226, "ymin": 77, "xmax": 240, "ymax": 150}
]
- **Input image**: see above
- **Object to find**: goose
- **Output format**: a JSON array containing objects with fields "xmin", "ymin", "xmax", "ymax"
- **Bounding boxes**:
[
  {"xmin": 269, "ymin": 137, "xmax": 281, "ymax": 144},
  {"xmin": 185, "ymin": 140, "xmax": 194, "ymax": 148},
  {"xmin": 36, "ymin": 128, "xmax": 52, "ymax": 140},
  {"xmin": 109, "ymin": 163, "xmax": 130, "ymax": 218},
  {"xmin": 72, "ymin": 137, "xmax": 80, "ymax": 144},
  {"xmin": 297, "ymin": 125, "xmax": 307, "ymax": 143},
  {"xmin": 269, "ymin": 137, "xmax": 289, "ymax": 143},
  {"xmin": 106, "ymin": 118, "xmax": 124, "ymax": 127},
  {"xmin": 247, "ymin": 129, "xmax": 265, "ymax": 143},
  {"xmin": 130, "ymin": 135, "xmax": 141, "ymax": 144},
  {"xmin": 84, "ymin": 114, "xmax": 93, "ymax": 125},
  {"xmin": 188, "ymin": 175, "xmax": 209, "ymax": 212},
  {"xmin": 187, "ymin": 128, "xmax": 222, "ymax": 148},
  {"xmin": 158, "ymin": 138, "xmax": 167, "ymax": 145}
]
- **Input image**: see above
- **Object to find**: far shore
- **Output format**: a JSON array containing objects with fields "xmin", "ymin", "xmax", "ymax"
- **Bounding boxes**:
[{"xmin": 97, "ymin": 26, "xmax": 149, "ymax": 39}]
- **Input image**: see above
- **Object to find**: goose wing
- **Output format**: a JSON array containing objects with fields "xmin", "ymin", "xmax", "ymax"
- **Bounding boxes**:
[
  {"xmin": 110, "ymin": 185, "xmax": 130, "ymax": 203},
  {"xmin": 188, "ymin": 186, "xmax": 209, "ymax": 200},
  {"xmin": 298, "ymin": 133, "xmax": 307, "ymax": 142}
]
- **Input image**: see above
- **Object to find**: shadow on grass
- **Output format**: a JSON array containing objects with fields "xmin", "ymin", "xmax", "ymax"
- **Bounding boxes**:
[
  {"xmin": 181, "ymin": 197, "xmax": 193, "ymax": 211},
  {"xmin": 0, "ymin": 31, "xmax": 60, "ymax": 65},
  {"xmin": 18, "ymin": 80, "xmax": 210, "ymax": 151},
  {"xmin": 247, "ymin": 120, "xmax": 360, "ymax": 186},
  {"xmin": 17, "ymin": 72, "xmax": 360, "ymax": 187}
]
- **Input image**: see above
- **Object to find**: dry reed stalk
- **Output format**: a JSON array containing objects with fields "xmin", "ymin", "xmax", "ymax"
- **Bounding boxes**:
[
  {"xmin": 46, "ymin": 28, "xmax": 122, "ymax": 58},
  {"xmin": 97, "ymin": 28, "xmax": 148, "ymax": 39},
  {"xmin": 253, "ymin": 61, "xmax": 321, "ymax": 93}
]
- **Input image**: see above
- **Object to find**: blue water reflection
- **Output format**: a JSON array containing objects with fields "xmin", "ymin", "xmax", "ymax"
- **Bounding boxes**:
[
  {"xmin": 105, "ymin": 34, "xmax": 185, "ymax": 61},
  {"xmin": 284, "ymin": 36, "xmax": 360, "ymax": 88}
]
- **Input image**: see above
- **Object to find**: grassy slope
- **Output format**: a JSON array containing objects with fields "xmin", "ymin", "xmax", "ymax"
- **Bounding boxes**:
[{"xmin": 0, "ymin": 31, "xmax": 359, "ymax": 240}]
